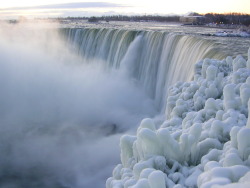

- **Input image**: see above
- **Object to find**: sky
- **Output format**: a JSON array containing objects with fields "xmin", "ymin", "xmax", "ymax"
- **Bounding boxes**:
[{"xmin": 0, "ymin": 0, "xmax": 250, "ymax": 19}]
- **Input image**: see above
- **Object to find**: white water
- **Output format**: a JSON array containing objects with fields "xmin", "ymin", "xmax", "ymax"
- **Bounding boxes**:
[
  {"xmin": 0, "ymin": 22, "xmax": 235, "ymax": 188},
  {"xmin": 63, "ymin": 28, "xmax": 226, "ymax": 112}
]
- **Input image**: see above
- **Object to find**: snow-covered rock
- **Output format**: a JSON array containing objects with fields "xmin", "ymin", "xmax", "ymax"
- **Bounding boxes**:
[{"xmin": 107, "ymin": 48, "xmax": 250, "ymax": 188}]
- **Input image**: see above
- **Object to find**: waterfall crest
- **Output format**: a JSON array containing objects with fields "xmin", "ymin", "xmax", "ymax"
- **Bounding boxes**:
[{"xmin": 61, "ymin": 28, "xmax": 226, "ymax": 112}]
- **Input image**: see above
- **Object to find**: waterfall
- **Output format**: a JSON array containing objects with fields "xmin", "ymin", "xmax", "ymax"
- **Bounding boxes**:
[
  {"xmin": 1, "ymin": 22, "xmax": 244, "ymax": 188},
  {"xmin": 61, "ymin": 28, "xmax": 226, "ymax": 112}
]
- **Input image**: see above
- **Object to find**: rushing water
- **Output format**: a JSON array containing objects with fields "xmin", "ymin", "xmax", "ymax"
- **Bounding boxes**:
[
  {"xmin": 0, "ymin": 21, "xmax": 249, "ymax": 188},
  {"xmin": 61, "ymin": 27, "xmax": 229, "ymax": 112}
]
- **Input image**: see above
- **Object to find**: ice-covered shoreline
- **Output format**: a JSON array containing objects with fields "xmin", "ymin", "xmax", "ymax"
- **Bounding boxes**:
[{"xmin": 107, "ymin": 48, "xmax": 250, "ymax": 188}]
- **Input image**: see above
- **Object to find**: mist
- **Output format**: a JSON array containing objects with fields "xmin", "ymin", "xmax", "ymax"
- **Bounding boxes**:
[{"xmin": 0, "ymin": 22, "xmax": 156, "ymax": 188}]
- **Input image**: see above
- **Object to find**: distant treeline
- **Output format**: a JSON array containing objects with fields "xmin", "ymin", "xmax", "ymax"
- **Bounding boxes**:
[
  {"xmin": 97, "ymin": 15, "xmax": 180, "ymax": 22},
  {"xmin": 203, "ymin": 13, "xmax": 250, "ymax": 25},
  {"xmin": 56, "ymin": 15, "xmax": 180, "ymax": 23},
  {"xmin": 53, "ymin": 12, "xmax": 250, "ymax": 26}
]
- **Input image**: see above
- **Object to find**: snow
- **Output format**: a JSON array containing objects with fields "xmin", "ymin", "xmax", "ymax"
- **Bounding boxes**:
[{"xmin": 107, "ymin": 47, "xmax": 250, "ymax": 187}]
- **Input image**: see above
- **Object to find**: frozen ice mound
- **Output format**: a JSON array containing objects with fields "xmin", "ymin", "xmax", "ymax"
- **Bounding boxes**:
[{"xmin": 106, "ymin": 47, "xmax": 250, "ymax": 188}]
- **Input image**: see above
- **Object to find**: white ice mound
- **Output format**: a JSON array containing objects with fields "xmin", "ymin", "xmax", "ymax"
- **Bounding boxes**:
[{"xmin": 106, "ymin": 48, "xmax": 250, "ymax": 188}]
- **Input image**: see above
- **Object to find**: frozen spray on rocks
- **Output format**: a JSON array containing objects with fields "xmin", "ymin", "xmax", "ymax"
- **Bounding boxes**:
[{"xmin": 106, "ymin": 47, "xmax": 250, "ymax": 188}]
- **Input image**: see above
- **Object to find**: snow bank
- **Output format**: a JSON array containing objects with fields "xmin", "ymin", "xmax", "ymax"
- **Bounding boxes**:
[{"xmin": 107, "ymin": 47, "xmax": 250, "ymax": 188}]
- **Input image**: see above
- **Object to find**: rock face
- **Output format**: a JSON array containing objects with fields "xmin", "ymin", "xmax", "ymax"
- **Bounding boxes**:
[{"xmin": 107, "ymin": 48, "xmax": 250, "ymax": 188}]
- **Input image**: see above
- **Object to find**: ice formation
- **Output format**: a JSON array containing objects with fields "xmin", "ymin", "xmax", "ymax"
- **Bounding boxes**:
[{"xmin": 107, "ymin": 48, "xmax": 250, "ymax": 188}]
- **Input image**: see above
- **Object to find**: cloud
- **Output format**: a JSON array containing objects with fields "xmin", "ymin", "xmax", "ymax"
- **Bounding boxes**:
[
  {"xmin": 0, "ymin": 1, "xmax": 131, "ymax": 18},
  {"xmin": 1, "ymin": 2, "xmax": 128, "ymax": 11}
]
